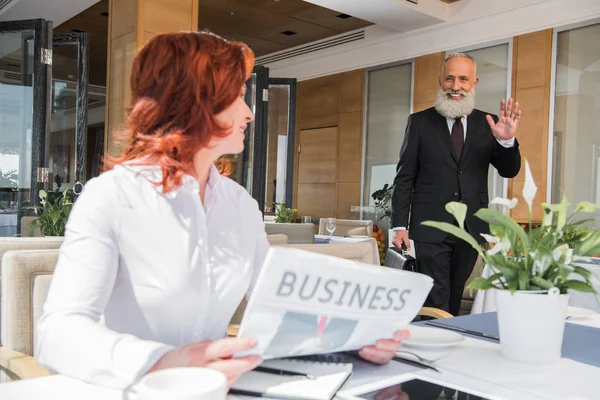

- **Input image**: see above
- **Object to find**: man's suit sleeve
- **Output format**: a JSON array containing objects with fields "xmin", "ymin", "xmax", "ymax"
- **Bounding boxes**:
[
  {"xmin": 392, "ymin": 114, "xmax": 419, "ymax": 229},
  {"xmin": 489, "ymin": 115, "xmax": 522, "ymax": 178}
]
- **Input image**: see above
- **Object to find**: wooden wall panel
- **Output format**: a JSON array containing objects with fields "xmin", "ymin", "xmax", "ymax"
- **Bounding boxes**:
[
  {"xmin": 297, "ymin": 75, "xmax": 340, "ymax": 119},
  {"xmin": 337, "ymin": 183, "xmax": 361, "ymax": 219},
  {"xmin": 340, "ymin": 70, "xmax": 364, "ymax": 113},
  {"xmin": 106, "ymin": 31, "xmax": 136, "ymax": 156},
  {"xmin": 297, "ymin": 127, "xmax": 338, "ymax": 183},
  {"xmin": 293, "ymin": 69, "xmax": 365, "ymax": 219},
  {"xmin": 297, "ymin": 184, "xmax": 336, "ymax": 220},
  {"xmin": 413, "ymin": 52, "xmax": 445, "ymax": 108},
  {"xmin": 338, "ymin": 112, "xmax": 362, "ymax": 183},
  {"xmin": 105, "ymin": 0, "xmax": 199, "ymax": 156},
  {"xmin": 508, "ymin": 29, "xmax": 553, "ymax": 223},
  {"xmin": 298, "ymin": 114, "xmax": 338, "ymax": 130},
  {"xmin": 111, "ymin": 0, "xmax": 137, "ymax": 40}
]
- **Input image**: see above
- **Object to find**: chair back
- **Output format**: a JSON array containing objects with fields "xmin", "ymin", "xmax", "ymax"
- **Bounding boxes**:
[
  {"xmin": 318, "ymin": 218, "xmax": 373, "ymax": 237},
  {"xmin": 1, "ymin": 250, "xmax": 59, "ymax": 355},
  {"xmin": 266, "ymin": 234, "xmax": 288, "ymax": 245},
  {"xmin": 264, "ymin": 223, "xmax": 314, "ymax": 244}
]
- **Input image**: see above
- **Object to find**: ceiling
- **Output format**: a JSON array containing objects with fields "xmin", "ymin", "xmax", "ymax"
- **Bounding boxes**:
[
  {"xmin": 51, "ymin": 0, "xmax": 375, "ymax": 86},
  {"xmin": 3, "ymin": 0, "xmax": 463, "ymax": 88},
  {"xmin": 198, "ymin": 0, "xmax": 372, "ymax": 56}
]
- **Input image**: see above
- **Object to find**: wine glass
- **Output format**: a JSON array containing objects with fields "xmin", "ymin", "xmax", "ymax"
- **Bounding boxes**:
[{"xmin": 325, "ymin": 217, "xmax": 336, "ymax": 239}]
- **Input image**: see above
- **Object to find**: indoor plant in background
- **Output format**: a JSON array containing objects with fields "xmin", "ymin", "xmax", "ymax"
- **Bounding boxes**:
[
  {"xmin": 273, "ymin": 202, "xmax": 297, "ymax": 223},
  {"xmin": 27, "ymin": 188, "xmax": 74, "ymax": 237},
  {"xmin": 423, "ymin": 160, "xmax": 598, "ymax": 364}
]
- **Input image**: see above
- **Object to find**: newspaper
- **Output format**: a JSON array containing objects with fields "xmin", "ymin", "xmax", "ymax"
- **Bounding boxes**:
[{"xmin": 236, "ymin": 247, "xmax": 434, "ymax": 360}]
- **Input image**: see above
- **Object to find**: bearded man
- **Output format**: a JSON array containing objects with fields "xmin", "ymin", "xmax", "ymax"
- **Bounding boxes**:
[{"xmin": 391, "ymin": 53, "xmax": 522, "ymax": 316}]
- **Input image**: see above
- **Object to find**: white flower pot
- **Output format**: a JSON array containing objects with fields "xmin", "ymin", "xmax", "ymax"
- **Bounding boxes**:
[{"xmin": 494, "ymin": 288, "xmax": 569, "ymax": 364}]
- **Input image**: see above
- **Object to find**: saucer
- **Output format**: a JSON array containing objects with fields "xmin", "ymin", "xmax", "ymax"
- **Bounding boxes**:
[{"xmin": 403, "ymin": 325, "xmax": 465, "ymax": 349}]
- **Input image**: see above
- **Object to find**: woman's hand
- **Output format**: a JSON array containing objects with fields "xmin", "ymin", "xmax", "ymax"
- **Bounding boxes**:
[
  {"xmin": 358, "ymin": 330, "xmax": 410, "ymax": 364},
  {"xmin": 148, "ymin": 337, "xmax": 262, "ymax": 387}
]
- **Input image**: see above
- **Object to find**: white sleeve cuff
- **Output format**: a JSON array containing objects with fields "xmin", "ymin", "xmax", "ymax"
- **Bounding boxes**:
[
  {"xmin": 497, "ymin": 137, "xmax": 515, "ymax": 148},
  {"xmin": 392, "ymin": 227, "xmax": 407, "ymax": 231}
]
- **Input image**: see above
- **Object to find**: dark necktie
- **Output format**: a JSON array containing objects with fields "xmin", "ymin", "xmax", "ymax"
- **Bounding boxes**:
[{"xmin": 451, "ymin": 117, "xmax": 464, "ymax": 160}]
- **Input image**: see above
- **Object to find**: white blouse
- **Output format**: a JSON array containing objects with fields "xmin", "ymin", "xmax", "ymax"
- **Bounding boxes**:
[{"xmin": 35, "ymin": 163, "xmax": 269, "ymax": 389}]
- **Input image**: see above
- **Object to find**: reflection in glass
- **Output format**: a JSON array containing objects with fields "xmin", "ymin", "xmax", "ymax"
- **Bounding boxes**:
[
  {"xmin": 552, "ymin": 23, "xmax": 600, "ymax": 227},
  {"xmin": 364, "ymin": 63, "xmax": 412, "ymax": 208},
  {"xmin": 50, "ymin": 43, "xmax": 79, "ymax": 191},
  {"xmin": 264, "ymin": 84, "xmax": 290, "ymax": 212},
  {"xmin": 462, "ymin": 44, "xmax": 510, "ymax": 210},
  {"xmin": 0, "ymin": 30, "xmax": 35, "ymax": 236}
]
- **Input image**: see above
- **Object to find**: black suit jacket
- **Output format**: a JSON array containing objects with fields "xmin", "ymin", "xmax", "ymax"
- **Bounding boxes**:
[{"xmin": 391, "ymin": 107, "xmax": 521, "ymax": 243}]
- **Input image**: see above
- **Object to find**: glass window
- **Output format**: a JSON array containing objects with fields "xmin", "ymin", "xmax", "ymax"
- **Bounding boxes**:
[
  {"xmin": 461, "ymin": 43, "xmax": 511, "ymax": 207},
  {"xmin": 363, "ymin": 63, "xmax": 412, "ymax": 209},
  {"xmin": 552, "ymin": 23, "xmax": 600, "ymax": 224}
]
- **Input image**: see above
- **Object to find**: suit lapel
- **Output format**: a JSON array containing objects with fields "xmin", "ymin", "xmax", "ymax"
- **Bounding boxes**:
[{"xmin": 432, "ymin": 110, "xmax": 458, "ymax": 164}]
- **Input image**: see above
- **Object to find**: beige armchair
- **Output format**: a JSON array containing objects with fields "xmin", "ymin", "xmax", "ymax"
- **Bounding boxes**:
[
  {"xmin": 318, "ymin": 218, "xmax": 373, "ymax": 237},
  {"xmin": 264, "ymin": 223, "xmax": 314, "ymax": 244},
  {"xmin": 266, "ymin": 234, "xmax": 288, "ymax": 245},
  {"xmin": 1, "ymin": 249, "xmax": 59, "ymax": 356}
]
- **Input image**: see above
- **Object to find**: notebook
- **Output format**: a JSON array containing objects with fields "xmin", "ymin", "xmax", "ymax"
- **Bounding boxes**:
[{"xmin": 230, "ymin": 358, "xmax": 353, "ymax": 400}]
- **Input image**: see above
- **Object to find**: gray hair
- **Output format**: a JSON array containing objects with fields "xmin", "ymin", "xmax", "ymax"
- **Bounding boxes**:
[{"xmin": 442, "ymin": 52, "xmax": 477, "ymax": 75}]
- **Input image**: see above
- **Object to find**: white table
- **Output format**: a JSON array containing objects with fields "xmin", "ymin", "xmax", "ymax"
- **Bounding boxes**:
[
  {"xmin": 472, "ymin": 262, "xmax": 600, "ymax": 314},
  {"xmin": 1, "ymin": 315, "xmax": 598, "ymax": 400}
]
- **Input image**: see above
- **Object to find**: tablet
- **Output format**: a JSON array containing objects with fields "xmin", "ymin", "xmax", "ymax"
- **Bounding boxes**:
[{"xmin": 338, "ymin": 375, "xmax": 490, "ymax": 400}]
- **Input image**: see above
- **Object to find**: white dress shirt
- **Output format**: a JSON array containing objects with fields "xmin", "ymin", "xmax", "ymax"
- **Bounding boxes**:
[
  {"xmin": 35, "ymin": 163, "xmax": 269, "ymax": 389},
  {"xmin": 393, "ymin": 115, "xmax": 515, "ymax": 231}
]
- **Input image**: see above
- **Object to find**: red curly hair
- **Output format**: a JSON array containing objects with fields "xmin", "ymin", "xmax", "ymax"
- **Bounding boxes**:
[{"xmin": 104, "ymin": 31, "xmax": 255, "ymax": 192}]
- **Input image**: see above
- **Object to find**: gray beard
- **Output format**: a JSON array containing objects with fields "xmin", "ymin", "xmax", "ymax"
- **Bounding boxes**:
[{"xmin": 434, "ymin": 88, "xmax": 476, "ymax": 119}]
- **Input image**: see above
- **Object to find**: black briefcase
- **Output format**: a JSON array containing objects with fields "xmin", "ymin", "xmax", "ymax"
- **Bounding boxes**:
[{"xmin": 384, "ymin": 244, "xmax": 417, "ymax": 272}]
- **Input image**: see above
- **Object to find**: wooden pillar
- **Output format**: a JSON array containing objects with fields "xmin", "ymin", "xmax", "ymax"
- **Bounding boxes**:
[
  {"xmin": 104, "ymin": 0, "xmax": 199, "ymax": 156},
  {"xmin": 508, "ymin": 29, "xmax": 553, "ymax": 223},
  {"xmin": 413, "ymin": 52, "xmax": 445, "ymax": 112}
]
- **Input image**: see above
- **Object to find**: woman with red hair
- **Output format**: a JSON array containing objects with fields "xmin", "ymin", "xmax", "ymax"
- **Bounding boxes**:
[{"xmin": 35, "ymin": 31, "xmax": 406, "ymax": 391}]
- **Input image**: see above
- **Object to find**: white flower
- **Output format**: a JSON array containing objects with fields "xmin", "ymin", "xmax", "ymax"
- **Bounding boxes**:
[
  {"xmin": 489, "ymin": 197, "xmax": 518, "ymax": 209},
  {"xmin": 487, "ymin": 236, "xmax": 511, "ymax": 256},
  {"xmin": 523, "ymin": 160, "xmax": 538, "ymax": 210},
  {"xmin": 553, "ymin": 244, "xmax": 573, "ymax": 265},
  {"xmin": 480, "ymin": 233, "xmax": 500, "ymax": 244}
]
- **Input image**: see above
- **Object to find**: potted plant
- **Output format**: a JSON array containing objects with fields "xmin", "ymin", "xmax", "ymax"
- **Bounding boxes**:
[
  {"xmin": 422, "ymin": 161, "xmax": 598, "ymax": 364},
  {"xmin": 273, "ymin": 203, "xmax": 296, "ymax": 224},
  {"xmin": 371, "ymin": 183, "xmax": 394, "ymax": 224},
  {"xmin": 27, "ymin": 189, "xmax": 74, "ymax": 237}
]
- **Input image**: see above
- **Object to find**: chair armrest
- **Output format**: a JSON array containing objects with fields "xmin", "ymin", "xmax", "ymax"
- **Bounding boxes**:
[
  {"xmin": 0, "ymin": 346, "xmax": 50, "ymax": 380},
  {"xmin": 418, "ymin": 307, "xmax": 453, "ymax": 319}
]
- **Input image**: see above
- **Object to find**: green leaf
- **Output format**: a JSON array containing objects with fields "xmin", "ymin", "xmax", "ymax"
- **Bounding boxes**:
[
  {"xmin": 421, "ymin": 221, "xmax": 484, "ymax": 257},
  {"xmin": 532, "ymin": 276, "xmax": 554, "ymax": 290},
  {"xmin": 445, "ymin": 202, "xmax": 467, "ymax": 230},
  {"xmin": 467, "ymin": 277, "xmax": 494, "ymax": 290},
  {"xmin": 474, "ymin": 208, "xmax": 529, "ymax": 250},
  {"xmin": 574, "ymin": 201, "xmax": 599, "ymax": 214},
  {"xmin": 561, "ymin": 280, "xmax": 597, "ymax": 293},
  {"xmin": 572, "ymin": 266, "xmax": 592, "ymax": 279},
  {"xmin": 574, "ymin": 230, "xmax": 600, "ymax": 256},
  {"xmin": 518, "ymin": 269, "xmax": 530, "ymax": 290}
]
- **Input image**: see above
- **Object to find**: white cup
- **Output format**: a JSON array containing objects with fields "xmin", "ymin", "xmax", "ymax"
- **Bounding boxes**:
[{"xmin": 128, "ymin": 367, "xmax": 227, "ymax": 400}]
